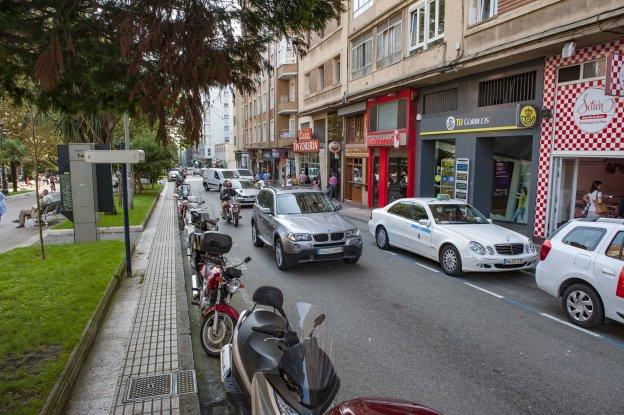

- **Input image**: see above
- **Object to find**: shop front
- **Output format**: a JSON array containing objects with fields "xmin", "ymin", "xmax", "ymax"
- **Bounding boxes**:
[
  {"xmin": 338, "ymin": 102, "xmax": 368, "ymax": 206},
  {"xmin": 292, "ymin": 128, "xmax": 320, "ymax": 183},
  {"xmin": 535, "ymin": 39, "xmax": 624, "ymax": 238},
  {"xmin": 365, "ymin": 89, "xmax": 417, "ymax": 208},
  {"xmin": 417, "ymin": 63, "xmax": 543, "ymax": 236}
]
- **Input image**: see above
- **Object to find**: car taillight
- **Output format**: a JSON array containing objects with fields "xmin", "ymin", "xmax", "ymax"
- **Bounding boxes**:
[{"xmin": 539, "ymin": 240, "xmax": 552, "ymax": 261}]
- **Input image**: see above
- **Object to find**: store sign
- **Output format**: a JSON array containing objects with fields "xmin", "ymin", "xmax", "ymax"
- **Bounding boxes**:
[
  {"xmin": 454, "ymin": 158, "xmax": 469, "ymax": 202},
  {"xmin": 445, "ymin": 115, "xmax": 490, "ymax": 131},
  {"xmin": 328, "ymin": 141, "xmax": 342, "ymax": 153},
  {"xmin": 573, "ymin": 87, "xmax": 616, "ymax": 134},
  {"xmin": 345, "ymin": 147, "xmax": 369, "ymax": 157},
  {"xmin": 605, "ymin": 52, "xmax": 624, "ymax": 97},
  {"xmin": 516, "ymin": 104, "xmax": 538, "ymax": 128},
  {"xmin": 298, "ymin": 128, "xmax": 314, "ymax": 141},
  {"xmin": 366, "ymin": 131, "xmax": 407, "ymax": 147},
  {"xmin": 293, "ymin": 139, "xmax": 320, "ymax": 152}
]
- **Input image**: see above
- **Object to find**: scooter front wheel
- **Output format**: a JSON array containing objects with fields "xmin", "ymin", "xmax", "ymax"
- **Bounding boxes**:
[{"xmin": 200, "ymin": 310, "xmax": 235, "ymax": 356}]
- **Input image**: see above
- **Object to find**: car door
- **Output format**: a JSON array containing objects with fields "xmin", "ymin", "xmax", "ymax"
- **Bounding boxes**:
[
  {"xmin": 593, "ymin": 229, "xmax": 624, "ymax": 318},
  {"xmin": 264, "ymin": 192, "xmax": 278, "ymax": 240},
  {"xmin": 255, "ymin": 190, "xmax": 270, "ymax": 240},
  {"xmin": 385, "ymin": 202, "xmax": 412, "ymax": 249},
  {"xmin": 403, "ymin": 202, "xmax": 433, "ymax": 257}
]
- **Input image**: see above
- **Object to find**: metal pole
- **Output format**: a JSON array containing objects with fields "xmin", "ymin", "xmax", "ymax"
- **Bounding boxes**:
[
  {"xmin": 0, "ymin": 123, "xmax": 8, "ymax": 195},
  {"xmin": 121, "ymin": 163, "xmax": 132, "ymax": 277},
  {"xmin": 124, "ymin": 113, "xmax": 133, "ymax": 208}
]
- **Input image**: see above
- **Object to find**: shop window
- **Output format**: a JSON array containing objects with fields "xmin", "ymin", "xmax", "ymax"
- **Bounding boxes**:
[
  {"xmin": 369, "ymin": 99, "xmax": 407, "ymax": 132},
  {"xmin": 561, "ymin": 226, "xmax": 606, "ymax": 252},
  {"xmin": 346, "ymin": 114, "xmax": 365, "ymax": 143},
  {"xmin": 434, "ymin": 141, "xmax": 455, "ymax": 198},
  {"xmin": 478, "ymin": 71, "xmax": 536, "ymax": 107},
  {"xmin": 606, "ymin": 232, "xmax": 624, "ymax": 260},
  {"xmin": 409, "ymin": 0, "xmax": 445, "ymax": 51},
  {"xmin": 351, "ymin": 32, "xmax": 372, "ymax": 79},
  {"xmin": 423, "ymin": 88, "xmax": 458, "ymax": 115},
  {"xmin": 557, "ymin": 59, "xmax": 606, "ymax": 84},
  {"xmin": 468, "ymin": 0, "xmax": 497, "ymax": 25},
  {"xmin": 376, "ymin": 14, "xmax": 402, "ymax": 68}
]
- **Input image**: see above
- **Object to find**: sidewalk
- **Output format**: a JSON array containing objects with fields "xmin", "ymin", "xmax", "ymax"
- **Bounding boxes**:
[
  {"xmin": 64, "ymin": 182, "xmax": 199, "ymax": 415},
  {"xmin": 0, "ymin": 191, "xmax": 40, "ymax": 253},
  {"xmin": 340, "ymin": 200, "xmax": 372, "ymax": 223}
]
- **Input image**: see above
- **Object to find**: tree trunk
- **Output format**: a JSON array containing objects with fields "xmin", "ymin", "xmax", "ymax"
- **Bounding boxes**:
[{"xmin": 10, "ymin": 162, "xmax": 18, "ymax": 192}]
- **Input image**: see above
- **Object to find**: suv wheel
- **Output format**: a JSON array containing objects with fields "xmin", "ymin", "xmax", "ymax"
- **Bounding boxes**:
[
  {"xmin": 562, "ymin": 283, "xmax": 604, "ymax": 328},
  {"xmin": 439, "ymin": 245, "xmax": 463, "ymax": 276},
  {"xmin": 275, "ymin": 239, "xmax": 291, "ymax": 271},
  {"xmin": 252, "ymin": 222, "xmax": 264, "ymax": 247}
]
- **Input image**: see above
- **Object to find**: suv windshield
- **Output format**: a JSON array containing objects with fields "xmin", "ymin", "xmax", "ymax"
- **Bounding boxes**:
[
  {"xmin": 429, "ymin": 203, "xmax": 488, "ymax": 224},
  {"xmin": 221, "ymin": 170, "xmax": 240, "ymax": 179},
  {"xmin": 276, "ymin": 192, "xmax": 335, "ymax": 214},
  {"xmin": 237, "ymin": 169, "xmax": 252, "ymax": 176},
  {"xmin": 238, "ymin": 180, "xmax": 254, "ymax": 189}
]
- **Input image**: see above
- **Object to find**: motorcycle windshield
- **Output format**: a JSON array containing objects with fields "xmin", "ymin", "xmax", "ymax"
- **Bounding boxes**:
[{"xmin": 278, "ymin": 303, "xmax": 339, "ymax": 408}]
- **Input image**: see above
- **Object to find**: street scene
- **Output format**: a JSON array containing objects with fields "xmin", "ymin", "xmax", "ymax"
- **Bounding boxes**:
[{"xmin": 2, "ymin": 1, "xmax": 624, "ymax": 415}]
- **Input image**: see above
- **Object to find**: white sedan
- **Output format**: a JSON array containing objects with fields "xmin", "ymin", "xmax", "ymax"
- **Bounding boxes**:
[{"xmin": 368, "ymin": 198, "xmax": 538, "ymax": 276}]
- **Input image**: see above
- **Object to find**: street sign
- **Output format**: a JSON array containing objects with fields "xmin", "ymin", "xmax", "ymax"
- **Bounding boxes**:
[{"xmin": 83, "ymin": 150, "xmax": 145, "ymax": 164}]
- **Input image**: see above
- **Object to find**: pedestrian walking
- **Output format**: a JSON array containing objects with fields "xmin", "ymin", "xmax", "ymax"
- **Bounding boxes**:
[
  {"xmin": 255, "ymin": 171, "xmax": 261, "ymax": 181},
  {"xmin": 0, "ymin": 191, "xmax": 6, "ymax": 226},
  {"xmin": 285, "ymin": 175, "xmax": 293, "ymax": 186},
  {"xmin": 512, "ymin": 186, "xmax": 528, "ymax": 223},
  {"xmin": 298, "ymin": 170, "xmax": 308, "ymax": 185},
  {"xmin": 263, "ymin": 171, "xmax": 271, "ymax": 181},
  {"xmin": 328, "ymin": 173, "xmax": 338, "ymax": 199},
  {"xmin": 583, "ymin": 180, "xmax": 606, "ymax": 218},
  {"xmin": 49, "ymin": 175, "xmax": 56, "ymax": 192}
]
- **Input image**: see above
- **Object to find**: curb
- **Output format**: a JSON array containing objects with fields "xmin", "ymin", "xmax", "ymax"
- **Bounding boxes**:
[{"xmin": 38, "ymin": 185, "xmax": 165, "ymax": 415}]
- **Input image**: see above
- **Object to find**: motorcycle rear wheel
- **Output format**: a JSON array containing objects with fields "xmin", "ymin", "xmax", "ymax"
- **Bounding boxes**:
[{"xmin": 200, "ymin": 310, "xmax": 235, "ymax": 356}]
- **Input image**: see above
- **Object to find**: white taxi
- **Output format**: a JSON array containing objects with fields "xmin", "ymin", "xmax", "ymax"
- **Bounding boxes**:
[
  {"xmin": 536, "ymin": 218, "xmax": 624, "ymax": 328},
  {"xmin": 368, "ymin": 197, "xmax": 538, "ymax": 276}
]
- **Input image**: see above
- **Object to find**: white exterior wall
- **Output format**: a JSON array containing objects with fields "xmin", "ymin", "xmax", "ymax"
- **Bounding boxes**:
[{"xmin": 201, "ymin": 86, "xmax": 234, "ymax": 164}]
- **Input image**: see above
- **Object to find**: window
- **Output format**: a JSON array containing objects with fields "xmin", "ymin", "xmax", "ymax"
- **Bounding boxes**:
[
  {"xmin": 305, "ymin": 73, "xmax": 311, "ymax": 95},
  {"xmin": 353, "ymin": 0, "xmax": 372, "ymax": 17},
  {"xmin": 557, "ymin": 59, "xmax": 607, "ymax": 84},
  {"xmin": 270, "ymin": 120, "xmax": 275, "ymax": 141},
  {"xmin": 318, "ymin": 65, "xmax": 325, "ymax": 91},
  {"xmin": 561, "ymin": 226, "xmax": 606, "ymax": 252},
  {"xmin": 376, "ymin": 14, "xmax": 402, "ymax": 68},
  {"xmin": 289, "ymin": 81, "xmax": 296, "ymax": 101},
  {"xmin": 351, "ymin": 32, "xmax": 372, "ymax": 79},
  {"xmin": 334, "ymin": 57, "xmax": 341, "ymax": 83},
  {"xmin": 423, "ymin": 88, "xmax": 458, "ymax": 115},
  {"xmin": 478, "ymin": 71, "xmax": 536, "ymax": 107},
  {"xmin": 270, "ymin": 87, "xmax": 275, "ymax": 109},
  {"xmin": 346, "ymin": 114, "xmax": 365, "ymax": 143},
  {"xmin": 468, "ymin": 0, "xmax": 497, "ymax": 26},
  {"xmin": 224, "ymin": 114, "xmax": 229, "ymax": 120},
  {"xmin": 409, "ymin": 0, "xmax": 444, "ymax": 51},
  {"xmin": 388, "ymin": 202, "xmax": 412, "ymax": 219},
  {"xmin": 224, "ymin": 125, "xmax": 229, "ymax": 132},
  {"xmin": 606, "ymin": 232, "xmax": 624, "ymax": 260},
  {"xmin": 369, "ymin": 99, "xmax": 407, "ymax": 132},
  {"xmin": 277, "ymin": 192, "xmax": 336, "ymax": 214},
  {"xmin": 224, "ymin": 102, "xmax": 229, "ymax": 108}
]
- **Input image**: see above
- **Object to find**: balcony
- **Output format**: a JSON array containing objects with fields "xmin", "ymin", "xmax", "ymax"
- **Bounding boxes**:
[
  {"xmin": 277, "ymin": 96, "xmax": 297, "ymax": 114},
  {"xmin": 279, "ymin": 129, "xmax": 296, "ymax": 139},
  {"xmin": 277, "ymin": 61, "xmax": 297, "ymax": 79}
]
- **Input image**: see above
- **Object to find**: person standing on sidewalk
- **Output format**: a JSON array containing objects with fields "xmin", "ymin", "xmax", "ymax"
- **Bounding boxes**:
[
  {"xmin": 328, "ymin": 173, "xmax": 338, "ymax": 199},
  {"xmin": 0, "ymin": 191, "xmax": 6, "ymax": 226}
]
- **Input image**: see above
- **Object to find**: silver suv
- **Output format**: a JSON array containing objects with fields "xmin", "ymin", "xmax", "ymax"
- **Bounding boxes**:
[{"xmin": 251, "ymin": 186, "xmax": 363, "ymax": 270}]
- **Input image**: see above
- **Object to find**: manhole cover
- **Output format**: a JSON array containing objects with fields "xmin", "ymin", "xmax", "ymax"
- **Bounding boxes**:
[
  {"xmin": 124, "ymin": 370, "xmax": 197, "ymax": 402},
  {"xmin": 126, "ymin": 374, "xmax": 171, "ymax": 401}
]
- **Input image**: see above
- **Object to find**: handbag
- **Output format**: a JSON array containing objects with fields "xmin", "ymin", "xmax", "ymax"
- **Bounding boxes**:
[{"xmin": 596, "ymin": 198, "xmax": 609, "ymax": 215}]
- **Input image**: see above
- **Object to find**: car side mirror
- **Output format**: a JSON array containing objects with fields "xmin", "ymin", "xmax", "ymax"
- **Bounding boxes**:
[
  {"xmin": 260, "ymin": 207, "xmax": 271, "ymax": 214},
  {"xmin": 335, "ymin": 204, "xmax": 343, "ymax": 211},
  {"xmin": 418, "ymin": 219, "xmax": 431, "ymax": 227}
]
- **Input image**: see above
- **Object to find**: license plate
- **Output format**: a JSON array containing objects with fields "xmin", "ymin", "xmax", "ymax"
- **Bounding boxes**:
[
  {"xmin": 504, "ymin": 258, "xmax": 524, "ymax": 265},
  {"xmin": 317, "ymin": 247, "xmax": 343, "ymax": 255}
]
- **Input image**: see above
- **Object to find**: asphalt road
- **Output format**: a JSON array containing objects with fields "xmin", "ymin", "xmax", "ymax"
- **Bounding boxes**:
[{"xmin": 180, "ymin": 177, "xmax": 624, "ymax": 415}]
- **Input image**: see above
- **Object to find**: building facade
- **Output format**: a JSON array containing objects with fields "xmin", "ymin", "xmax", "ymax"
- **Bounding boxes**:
[{"xmin": 199, "ymin": 87, "xmax": 234, "ymax": 167}]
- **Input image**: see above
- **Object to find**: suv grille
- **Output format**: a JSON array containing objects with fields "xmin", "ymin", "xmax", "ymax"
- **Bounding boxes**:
[
  {"xmin": 495, "ymin": 244, "xmax": 524, "ymax": 255},
  {"xmin": 331, "ymin": 232, "xmax": 344, "ymax": 241},
  {"xmin": 313, "ymin": 234, "xmax": 329, "ymax": 242}
]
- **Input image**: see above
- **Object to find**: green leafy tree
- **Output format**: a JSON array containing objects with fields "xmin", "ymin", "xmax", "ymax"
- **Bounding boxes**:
[
  {"xmin": 131, "ymin": 129, "xmax": 177, "ymax": 192},
  {"xmin": 0, "ymin": 138, "xmax": 27, "ymax": 192},
  {"xmin": 0, "ymin": 0, "xmax": 345, "ymax": 146}
]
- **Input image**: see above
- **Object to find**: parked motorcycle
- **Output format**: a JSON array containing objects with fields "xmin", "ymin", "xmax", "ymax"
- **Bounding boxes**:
[
  {"xmin": 189, "ymin": 231, "xmax": 248, "ymax": 356},
  {"xmin": 220, "ymin": 286, "xmax": 339, "ymax": 415},
  {"xmin": 221, "ymin": 198, "xmax": 241, "ymax": 227},
  {"xmin": 187, "ymin": 213, "xmax": 220, "ymax": 271}
]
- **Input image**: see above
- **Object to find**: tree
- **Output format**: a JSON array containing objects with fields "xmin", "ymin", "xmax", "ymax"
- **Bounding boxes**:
[
  {"xmin": 131, "ymin": 128, "xmax": 177, "ymax": 192},
  {"xmin": 0, "ymin": 138, "xmax": 26, "ymax": 192},
  {"xmin": 0, "ymin": 0, "xmax": 345, "ymax": 145}
]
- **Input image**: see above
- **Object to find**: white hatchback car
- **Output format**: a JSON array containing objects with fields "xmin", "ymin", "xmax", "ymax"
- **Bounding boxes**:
[
  {"xmin": 368, "ymin": 198, "xmax": 538, "ymax": 276},
  {"xmin": 536, "ymin": 218, "xmax": 624, "ymax": 328}
]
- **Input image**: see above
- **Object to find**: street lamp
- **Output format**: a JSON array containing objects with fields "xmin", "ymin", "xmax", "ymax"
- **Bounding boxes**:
[{"xmin": 0, "ymin": 122, "xmax": 8, "ymax": 195}]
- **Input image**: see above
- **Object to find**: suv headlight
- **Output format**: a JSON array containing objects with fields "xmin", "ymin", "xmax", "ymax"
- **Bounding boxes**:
[
  {"xmin": 227, "ymin": 278, "xmax": 241, "ymax": 293},
  {"xmin": 287, "ymin": 233, "xmax": 312, "ymax": 242},
  {"xmin": 469, "ymin": 241, "xmax": 486, "ymax": 256},
  {"xmin": 345, "ymin": 228, "xmax": 360, "ymax": 238},
  {"xmin": 274, "ymin": 391, "xmax": 298, "ymax": 415}
]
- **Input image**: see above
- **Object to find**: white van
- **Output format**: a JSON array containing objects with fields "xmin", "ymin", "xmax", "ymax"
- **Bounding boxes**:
[{"xmin": 202, "ymin": 168, "xmax": 240, "ymax": 191}]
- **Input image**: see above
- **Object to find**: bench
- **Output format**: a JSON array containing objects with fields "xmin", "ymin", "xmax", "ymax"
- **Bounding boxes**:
[{"xmin": 32, "ymin": 201, "xmax": 62, "ymax": 226}]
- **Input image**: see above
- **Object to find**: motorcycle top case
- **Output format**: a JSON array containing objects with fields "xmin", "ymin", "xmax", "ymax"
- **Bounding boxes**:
[{"xmin": 200, "ymin": 231, "xmax": 233, "ymax": 254}]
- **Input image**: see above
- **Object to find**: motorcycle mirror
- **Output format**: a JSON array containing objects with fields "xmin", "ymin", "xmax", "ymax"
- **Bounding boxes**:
[
  {"xmin": 244, "ymin": 256, "xmax": 252, "ymax": 263},
  {"xmin": 313, "ymin": 314, "xmax": 326, "ymax": 328}
]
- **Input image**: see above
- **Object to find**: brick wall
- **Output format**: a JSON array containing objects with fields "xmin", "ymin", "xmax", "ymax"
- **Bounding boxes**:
[{"xmin": 498, "ymin": 0, "xmax": 536, "ymax": 14}]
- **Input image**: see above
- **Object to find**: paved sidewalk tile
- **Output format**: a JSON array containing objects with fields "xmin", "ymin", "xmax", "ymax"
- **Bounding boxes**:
[{"xmin": 0, "ymin": 192, "xmax": 39, "ymax": 253}]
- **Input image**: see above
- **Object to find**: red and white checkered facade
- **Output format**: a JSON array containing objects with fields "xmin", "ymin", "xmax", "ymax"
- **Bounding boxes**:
[
  {"xmin": 606, "ymin": 52, "xmax": 624, "ymax": 96},
  {"xmin": 534, "ymin": 39, "xmax": 624, "ymax": 238}
]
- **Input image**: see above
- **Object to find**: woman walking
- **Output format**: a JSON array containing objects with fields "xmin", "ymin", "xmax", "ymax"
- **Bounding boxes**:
[
  {"xmin": 583, "ymin": 180, "xmax": 604, "ymax": 219},
  {"xmin": 0, "ymin": 191, "xmax": 6, "ymax": 226}
]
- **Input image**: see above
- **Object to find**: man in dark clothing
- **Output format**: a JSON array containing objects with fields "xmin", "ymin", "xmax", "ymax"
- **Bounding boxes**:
[{"xmin": 220, "ymin": 180, "xmax": 238, "ymax": 215}]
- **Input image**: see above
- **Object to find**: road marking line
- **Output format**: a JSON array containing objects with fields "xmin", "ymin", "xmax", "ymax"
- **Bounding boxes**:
[
  {"xmin": 539, "ymin": 312, "xmax": 602, "ymax": 338},
  {"xmin": 413, "ymin": 262, "xmax": 440, "ymax": 273},
  {"xmin": 463, "ymin": 282, "xmax": 505, "ymax": 299},
  {"xmin": 387, "ymin": 252, "xmax": 397, "ymax": 256}
]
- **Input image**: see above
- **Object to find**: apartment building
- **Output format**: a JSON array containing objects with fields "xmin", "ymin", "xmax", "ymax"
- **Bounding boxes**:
[
  {"xmin": 295, "ymin": 0, "xmax": 624, "ymax": 239},
  {"xmin": 238, "ymin": 39, "xmax": 299, "ymax": 180},
  {"xmin": 196, "ymin": 87, "xmax": 234, "ymax": 167}
]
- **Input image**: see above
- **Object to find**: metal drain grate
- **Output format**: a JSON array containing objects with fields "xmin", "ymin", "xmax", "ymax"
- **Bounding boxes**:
[{"xmin": 124, "ymin": 370, "xmax": 197, "ymax": 402}]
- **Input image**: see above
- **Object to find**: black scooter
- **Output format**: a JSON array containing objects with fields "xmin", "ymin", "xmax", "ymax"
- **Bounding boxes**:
[{"xmin": 220, "ymin": 286, "xmax": 340, "ymax": 415}]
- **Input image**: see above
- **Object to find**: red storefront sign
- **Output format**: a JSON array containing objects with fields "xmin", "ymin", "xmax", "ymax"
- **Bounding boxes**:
[
  {"xmin": 298, "ymin": 128, "xmax": 314, "ymax": 141},
  {"xmin": 366, "ymin": 130, "xmax": 403, "ymax": 147},
  {"xmin": 293, "ymin": 139, "xmax": 319, "ymax": 152}
]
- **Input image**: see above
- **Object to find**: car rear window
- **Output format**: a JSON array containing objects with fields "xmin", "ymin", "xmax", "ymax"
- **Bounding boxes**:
[{"xmin": 561, "ymin": 226, "xmax": 606, "ymax": 251}]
